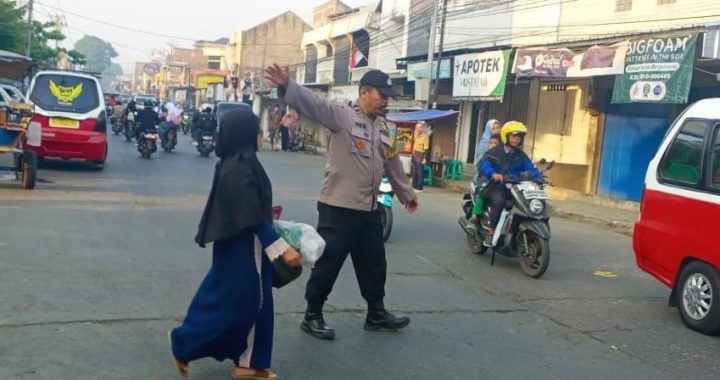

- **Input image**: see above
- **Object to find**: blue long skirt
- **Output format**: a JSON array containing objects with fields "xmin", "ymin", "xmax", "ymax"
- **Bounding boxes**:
[{"xmin": 171, "ymin": 233, "xmax": 274, "ymax": 369}]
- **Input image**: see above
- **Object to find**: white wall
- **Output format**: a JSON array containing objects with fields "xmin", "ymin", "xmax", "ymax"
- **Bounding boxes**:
[
  {"xmin": 441, "ymin": 0, "xmax": 514, "ymax": 50},
  {"xmin": 557, "ymin": 0, "xmax": 720, "ymax": 41},
  {"xmin": 374, "ymin": 0, "xmax": 410, "ymax": 73}
]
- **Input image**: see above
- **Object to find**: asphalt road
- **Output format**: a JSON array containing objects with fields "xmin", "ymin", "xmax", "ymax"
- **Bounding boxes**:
[{"xmin": 0, "ymin": 132, "xmax": 718, "ymax": 380}]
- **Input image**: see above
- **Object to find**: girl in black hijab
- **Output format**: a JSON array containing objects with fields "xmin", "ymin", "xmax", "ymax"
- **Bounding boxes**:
[{"xmin": 169, "ymin": 108, "xmax": 301, "ymax": 380}]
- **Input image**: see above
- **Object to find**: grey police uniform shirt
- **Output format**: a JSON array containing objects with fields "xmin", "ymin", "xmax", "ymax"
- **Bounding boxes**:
[{"xmin": 282, "ymin": 80, "xmax": 416, "ymax": 212}]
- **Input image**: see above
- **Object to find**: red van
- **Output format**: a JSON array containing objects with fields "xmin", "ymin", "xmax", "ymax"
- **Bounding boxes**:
[
  {"xmin": 634, "ymin": 98, "xmax": 720, "ymax": 335},
  {"xmin": 25, "ymin": 71, "xmax": 108, "ymax": 169}
]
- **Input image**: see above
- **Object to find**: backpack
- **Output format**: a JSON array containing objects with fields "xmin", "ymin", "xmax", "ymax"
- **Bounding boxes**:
[{"xmin": 199, "ymin": 113, "xmax": 213, "ymax": 129}]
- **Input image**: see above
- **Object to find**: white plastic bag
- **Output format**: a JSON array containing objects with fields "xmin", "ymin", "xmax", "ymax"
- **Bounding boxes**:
[{"xmin": 275, "ymin": 220, "xmax": 326, "ymax": 264}]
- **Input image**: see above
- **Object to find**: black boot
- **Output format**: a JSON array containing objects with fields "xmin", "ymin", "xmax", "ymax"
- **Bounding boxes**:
[
  {"xmin": 364, "ymin": 310, "xmax": 410, "ymax": 331},
  {"xmin": 301, "ymin": 312, "xmax": 335, "ymax": 340}
]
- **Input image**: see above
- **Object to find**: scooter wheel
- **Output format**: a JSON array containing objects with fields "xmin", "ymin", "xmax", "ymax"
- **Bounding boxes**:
[{"xmin": 519, "ymin": 232, "xmax": 550, "ymax": 278}]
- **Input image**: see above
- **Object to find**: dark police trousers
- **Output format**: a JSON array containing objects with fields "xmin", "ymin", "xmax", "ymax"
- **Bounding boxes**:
[{"xmin": 305, "ymin": 202, "xmax": 386, "ymax": 313}]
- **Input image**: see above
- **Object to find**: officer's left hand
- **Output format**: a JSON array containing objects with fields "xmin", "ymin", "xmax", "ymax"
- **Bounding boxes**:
[{"xmin": 406, "ymin": 198, "xmax": 419, "ymax": 214}]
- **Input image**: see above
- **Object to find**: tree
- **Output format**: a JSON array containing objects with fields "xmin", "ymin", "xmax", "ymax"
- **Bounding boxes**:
[
  {"xmin": 74, "ymin": 35, "xmax": 118, "ymax": 74},
  {"xmin": 101, "ymin": 63, "xmax": 123, "ymax": 91},
  {"xmin": 67, "ymin": 50, "xmax": 86, "ymax": 66},
  {"xmin": 28, "ymin": 20, "xmax": 65, "ymax": 63},
  {"xmin": 0, "ymin": 0, "xmax": 27, "ymax": 53}
]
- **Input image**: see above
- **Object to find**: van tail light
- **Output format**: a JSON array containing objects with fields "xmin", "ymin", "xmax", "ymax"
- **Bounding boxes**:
[
  {"xmin": 93, "ymin": 110, "xmax": 107, "ymax": 133},
  {"xmin": 639, "ymin": 186, "xmax": 646, "ymax": 218}
]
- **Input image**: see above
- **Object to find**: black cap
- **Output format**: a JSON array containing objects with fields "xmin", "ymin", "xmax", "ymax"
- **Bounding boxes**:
[{"xmin": 360, "ymin": 70, "xmax": 399, "ymax": 98}]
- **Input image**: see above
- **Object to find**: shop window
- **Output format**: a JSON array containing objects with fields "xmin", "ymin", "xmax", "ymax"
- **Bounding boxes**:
[
  {"xmin": 710, "ymin": 126, "xmax": 720, "ymax": 190},
  {"xmin": 615, "ymin": 0, "xmax": 632, "ymax": 12},
  {"xmin": 659, "ymin": 120, "xmax": 708, "ymax": 186}
]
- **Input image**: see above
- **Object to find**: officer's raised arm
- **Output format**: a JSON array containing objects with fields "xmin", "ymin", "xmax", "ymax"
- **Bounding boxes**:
[{"xmin": 265, "ymin": 64, "xmax": 347, "ymax": 132}]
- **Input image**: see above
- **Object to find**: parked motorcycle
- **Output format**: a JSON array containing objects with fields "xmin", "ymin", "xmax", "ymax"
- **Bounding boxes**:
[
  {"xmin": 377, "ymin": 176, "xmax": 394, "ymax": 242},
  {"xmin": 181, "ymin": 111, "xmax": 191, "ymax": 135},
  {"xmin": 137, "ymin": 128, "xmax": 159, "ymax": 159},
  {"xmin": 197, "ymin": 131, "xmax": 216, "ymax": 157},
  {"xmin": 458, "ymin": 160, "xmax": 554, "ymax": 278},
  {"xmin": 161, "ymin": 124, "xmax": 178, "ymax": 153}
]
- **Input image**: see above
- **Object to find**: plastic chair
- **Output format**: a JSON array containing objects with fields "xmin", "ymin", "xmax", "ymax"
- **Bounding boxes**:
[
  {"xmin": 445, "ymin": 160, "xmax": 465, "ymax": 181},
  {"xmin": 422, "ymin": 165, "xmax": 433, "ymax": 186}
]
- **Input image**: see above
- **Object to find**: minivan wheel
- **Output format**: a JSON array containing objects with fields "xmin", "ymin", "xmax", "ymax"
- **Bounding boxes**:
[{"xmin": 676, "ymin": 261, "xmax": 720, "ymax": 335}]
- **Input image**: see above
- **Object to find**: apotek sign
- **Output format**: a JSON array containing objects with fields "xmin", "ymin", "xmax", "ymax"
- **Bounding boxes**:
[{"xmin": 452, "ymin": 50, "xmax": 510, "ymax": 100}]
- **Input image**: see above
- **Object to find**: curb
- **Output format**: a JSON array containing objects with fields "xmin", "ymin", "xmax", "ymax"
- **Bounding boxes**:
[
  {"xmin": 433, "ymin": 177, "xmax": 634, "ymax": 236},
  {"xmin": 548, "ymin": 206, "xmax": 633, "ymax": 237}
]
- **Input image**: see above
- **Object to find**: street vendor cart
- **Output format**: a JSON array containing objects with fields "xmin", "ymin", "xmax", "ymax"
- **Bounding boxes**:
[
  {"xmin": 0, "ymin": 50, "xmax": 39, "ymax": 189},
  {"xmin": 385, "ymin": 109, "xmax": 459, "ymax": 175}
]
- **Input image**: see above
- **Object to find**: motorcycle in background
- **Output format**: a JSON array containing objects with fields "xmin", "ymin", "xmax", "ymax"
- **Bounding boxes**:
[
  {"xmin": 378, "ymin": 176, "xmax": 393, "ymax": 242},
  {"xmin": 197, "ymin": 131, "xmax": 216, "ymax": 158},
  {"xmin": 110, "ymin": 116, "xmax": 123, "ymax": 135},
  {"xmin": 137, "ymin": 128, "xmax": 159, "ymax": 159},
  {"xmin": 181, "ymin": 111, "xmax": 191, "ymax": 135},
  {"xmin": 161, "ymin": 122, "xmax": 178, "ymax": 153}
]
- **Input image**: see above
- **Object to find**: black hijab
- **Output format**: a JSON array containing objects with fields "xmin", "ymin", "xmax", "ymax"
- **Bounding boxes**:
[{"xmin": 195, "ymin": 108, "xmax": 272, "ymax": 247}]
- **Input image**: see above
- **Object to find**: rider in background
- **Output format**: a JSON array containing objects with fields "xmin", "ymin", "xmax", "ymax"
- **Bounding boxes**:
[
  {"xmin": 136, "ymin": 100, "xmax": 160, "ymax": 141},
  {"xmin": 479, "ymin": 121, "xmax": 543, "ymax": 247}
]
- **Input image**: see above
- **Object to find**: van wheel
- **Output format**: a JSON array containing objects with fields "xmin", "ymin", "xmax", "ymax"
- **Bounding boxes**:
[
  {"xmin": 92, "ymin": 144, "xmax": 108, "ymax": 170},
  {"xmin": 676, "ymin": 261, "xmax": 720, "ymax": 335}
]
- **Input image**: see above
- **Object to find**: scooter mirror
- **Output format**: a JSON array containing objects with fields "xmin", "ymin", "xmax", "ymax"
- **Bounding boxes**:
[{"xmin": 546, "ymin": 160, "xmax": 556, "ymax": 170}]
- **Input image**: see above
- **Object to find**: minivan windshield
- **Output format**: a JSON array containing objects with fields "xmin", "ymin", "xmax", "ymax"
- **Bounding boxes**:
[{"xmin": 30, "ymin": 74, "xmax": 100, "ymax": 114}]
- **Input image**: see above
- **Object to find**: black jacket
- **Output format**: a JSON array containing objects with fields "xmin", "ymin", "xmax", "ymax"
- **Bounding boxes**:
[{"xmin": 138, "ymin": 108, "xmax": 159, "ymax": 130}]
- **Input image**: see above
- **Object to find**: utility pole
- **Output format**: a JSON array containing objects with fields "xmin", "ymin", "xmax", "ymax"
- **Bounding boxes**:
[
  {"xmin": 25, "ymin": 0, "xmax": 35, "ymax": 57},
  {"xmin": 424, "ymin": 0, "xmax": 440, "ymax": 109},
  {"xmin": 432, "ymin": 0, "xmax": 448, "ymax": 104}
]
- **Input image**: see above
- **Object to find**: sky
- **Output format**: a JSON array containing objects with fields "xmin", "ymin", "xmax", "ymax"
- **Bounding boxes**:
[{"xmin": 30, "ymin": 0, "xmax": 369, "ymax": 75}]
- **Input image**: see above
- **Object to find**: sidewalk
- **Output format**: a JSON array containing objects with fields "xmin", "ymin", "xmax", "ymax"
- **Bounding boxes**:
[{"xmin": 433, "ymin": 176, "xmax": 638, "ymax": 236}]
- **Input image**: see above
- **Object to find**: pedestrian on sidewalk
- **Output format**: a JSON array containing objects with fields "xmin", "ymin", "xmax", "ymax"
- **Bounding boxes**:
[
  {"xmin": 286, "ymin": 109, "xmax": 302, "ymax": 152},
  {"xmin": 265, "ymin": 64, "xmax": 419, "ymax": 341},
  {"xmin": 268, "ymin": 104, "xmax": 282, "ymax": 151},
  {"xmin": 280, "ymin": 109, "xmax": 294, "ymax": 152},
  {"xmin": 411, "ymin": 121, "xmax": 429, "ymax": 191},
  {"xmin": 169, "ymin": 108, "xmax": 302, "ymax": 380}
]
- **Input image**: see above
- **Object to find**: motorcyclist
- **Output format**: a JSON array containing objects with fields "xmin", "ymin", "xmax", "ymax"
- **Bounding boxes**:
[
  {"xmin": 136, "ymin": 100, "xmax": 160, "ymax": 141},
  {"xmin": 122, "ymin": 99, "xmax": 137, "ymax": 137},
  {"xmin": 112, "ymin": 101, "xmax": 125, "ymax": 122},
  {"xmin": 158, "ymin": 103, "xmax": 179, "ymax": 146},
  {"xmin": 479, "ymin": 121, "xmax": 543, "ymax": 247},
  {"xmin": 192, "ymin": 107, "xmax": 216, "ymax": 145}
]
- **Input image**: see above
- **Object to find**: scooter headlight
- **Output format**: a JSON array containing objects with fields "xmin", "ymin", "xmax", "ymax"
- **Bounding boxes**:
[{"xmin": 529, "ymin": 199, "xmax": 544, "ymax": 214}]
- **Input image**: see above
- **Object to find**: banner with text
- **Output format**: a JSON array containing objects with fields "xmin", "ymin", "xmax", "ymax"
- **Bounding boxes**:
[
  {"xmin": 612, "ymin": 34, "xmax": 697, "ymax": 104},
  {"xmin": 452, "ymin": 50, "xmax": 510, "ymax": 100},
  {"xmin": 512, "ymin": 42, "xmax": 628, "ymax": 78}
]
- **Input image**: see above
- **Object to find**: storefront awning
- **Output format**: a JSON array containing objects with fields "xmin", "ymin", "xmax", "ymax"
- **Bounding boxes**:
[
  {"xmin": 0, "ymin": 50, "xmax": 33, "ymax": 81},
  {"xmin": 386, "ymin": 110, "xmax": 458, "ymax": 123}
]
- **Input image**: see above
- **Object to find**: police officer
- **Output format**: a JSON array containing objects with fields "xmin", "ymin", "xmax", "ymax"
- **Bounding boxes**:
[{"xmin": 265, "ymin": 64, "xmax": 419, "ymax": 340}]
